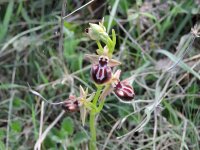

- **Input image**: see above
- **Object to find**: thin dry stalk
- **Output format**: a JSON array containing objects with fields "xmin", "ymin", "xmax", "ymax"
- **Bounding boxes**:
[
  {"xmin": 37, "ymin": 101, "xmax": 45, "ymax": 150},
  {"xmin": 180, "ymin": 119, "xmax": 187, "ymax": 150},
  {"xmin": 102, "ymin": 120, "xmax": 121, "ymax": 150},
  {"xmin": 153, "ymin": 109, "xmax": 158, "ymax": 150},
  {"xmin": 62, "ymin": 0, "xmax": 95, "ymax": 19},
  {"xmin": 34, "ymin": 110, "xmax": 65, "ymax": 150}
]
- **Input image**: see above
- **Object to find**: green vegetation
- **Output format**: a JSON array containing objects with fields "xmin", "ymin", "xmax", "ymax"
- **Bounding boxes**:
[{"xmin": 0, "ymin": 0, "xmax": 199, "ymax": 149}]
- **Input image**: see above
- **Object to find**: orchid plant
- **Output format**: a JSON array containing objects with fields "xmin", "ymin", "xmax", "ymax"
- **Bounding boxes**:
[{"xmin": 63, "ymin": 18, "xmax": 135, "ymax": 150}]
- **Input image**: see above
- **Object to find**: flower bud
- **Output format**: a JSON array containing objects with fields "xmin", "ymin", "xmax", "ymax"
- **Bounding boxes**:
[
  {"xmin": 85, "ymin": 21, "xmax": 111, "ymax": 46},
  {"xmin": 62, "ymin": 96, "xmax": 79, "ymax": 112},
  {"xmin": 114, "ymin": 81, "xmax": 135, "ymax": 102}
]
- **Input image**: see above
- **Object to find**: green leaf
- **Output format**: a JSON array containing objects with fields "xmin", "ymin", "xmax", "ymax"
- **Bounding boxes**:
[
  {"xmin": 64, "ymin": 38, "xmax": 82, "ymax": 71},
  {"xmin": 51, "ymin": 128, "xmax": 66, "ymax": 140},
  {"xmin": 163, "ymin": 100, "xmax": 180, "ymax": 125},
  {"xmin": 73, "ymin": 131, "xmax": 88, "ymax": 145},
  {"xmin": 140, "ymin": 12, "xmax": 157, "ymax": 21},
  {"xmin": 118, "ymin": 105, "xmax": 132, "ymax": 118},
  {"xmin": 0, "ymin": 0, "xmax": 14, "ymax": 42},
  {"xmin": 107, "ymin": 0, "xmax": 120, "ymax": 33},
  {"xmin": 61, "ymin": 117, "xmax": 74, "ymax": 135},
  {"xmin": 11, "ymin": 121, "xmax": 22, "ymax": 132},
  {"xmin": 0, "ymin": 84, "xmax": 26, "ymax": 90},
  {"xmin": 13, "ymin": 97, "xmax": 22, "ymax": 108},
  {"xmin": 118, "ymin": 0, "xmax": 129, "ymax": 15},
  {"xmin": 44, "ymin": 135, "xmax": 56, "ymax": 149}
]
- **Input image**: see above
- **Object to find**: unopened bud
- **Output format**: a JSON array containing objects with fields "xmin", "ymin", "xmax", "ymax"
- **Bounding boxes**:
[
  {"xmin": 62, "ymin": 96, "xmax": 79, "ymax": 112},
  {"xmin": 114, "ymin": 81, "xmax": 135, "ymax": 103},
  {"xmin": 85, "ymin": 23, "xmax": 110, "ymax": 44}
]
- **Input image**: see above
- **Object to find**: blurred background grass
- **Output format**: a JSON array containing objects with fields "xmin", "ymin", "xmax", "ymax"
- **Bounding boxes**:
[{"xmin": 0, "ymin": 0, "xmax": 200, "ymax": 149}]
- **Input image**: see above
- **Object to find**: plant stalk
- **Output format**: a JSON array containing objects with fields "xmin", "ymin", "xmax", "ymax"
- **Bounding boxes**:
[
  {"xmin": 89, "ymin": 111, "xmax": 96, "ymax": 150},
  {"xmin": 89, "ymin": 86, "xmax": 103, "ymax": 150}
]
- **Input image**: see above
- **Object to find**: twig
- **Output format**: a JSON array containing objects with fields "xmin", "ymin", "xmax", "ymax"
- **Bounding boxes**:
[
  {"xmin": 153, "ymin": 109, "xmax": 158, "ymax": 150},
  {"xmin": 34, "ymin": 110, "xmax": 65, "ymax": 150},
  {"xmin": 28, "ymin": 87, "xmax": 66, "ymax": 105},
  {"xmin": 180, "ymin": 119, "xmax": 187, "ymax": 150},
  {"xmin": 38, "ymin": 101, "xmax": 45, "ymax": 150},
  {"xmin": 102, "ymin": 120, "xmax": 121, "ymax": 150},
  {"xmin": 62, "ymin": 0, "xmax": 95, "ymax": 19}
]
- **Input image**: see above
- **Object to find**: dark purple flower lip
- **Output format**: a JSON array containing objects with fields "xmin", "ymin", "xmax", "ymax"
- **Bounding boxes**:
[
  {"xmin": 113, "ymin": 81, "xmax": 135, "ymax": 103},
  {"xmin": 91, "ymin": 63, "xmax": 112, "ymax": 85}
]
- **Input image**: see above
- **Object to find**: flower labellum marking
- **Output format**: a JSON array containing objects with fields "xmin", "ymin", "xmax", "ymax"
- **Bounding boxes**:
[
  {"xmin": 91, "ymin": 55, "xmax": 112, "ymax": 85},
  {"xmin": 114, "ymin": 81, "xmax": 135, "ymax": 102}
]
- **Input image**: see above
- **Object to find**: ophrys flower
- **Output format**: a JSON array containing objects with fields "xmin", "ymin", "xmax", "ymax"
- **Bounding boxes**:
[{"xmin": 85, "ymin": 47, "xmax": 121, "ymax": 85}]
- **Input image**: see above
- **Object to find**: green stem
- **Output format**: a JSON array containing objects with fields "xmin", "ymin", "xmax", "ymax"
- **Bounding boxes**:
[
  {"xmin": 89, "ymin": 86, "xmax": 103, "ymax": 150},
  {"xmin": 97, "ymin": 99, "xmax": 105, "ymax": 113},
  {"xmin": 93, "ymin": 86, "xmax": 102, "ymax": 105},
  {"xmin": 96, "ymin": 41, "xmax": 104, "ymax": 51},
  {"xmin": 89, "ymin": 111, "xmax": 96, "ymax": 150}
]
